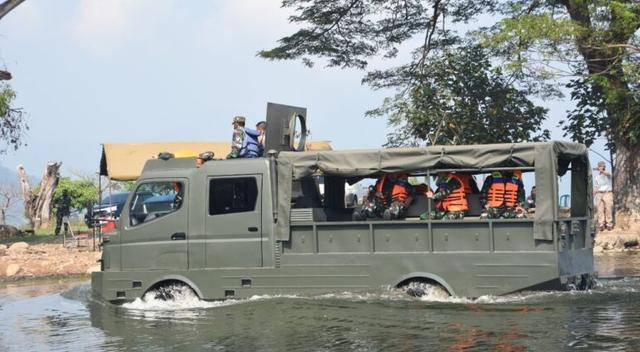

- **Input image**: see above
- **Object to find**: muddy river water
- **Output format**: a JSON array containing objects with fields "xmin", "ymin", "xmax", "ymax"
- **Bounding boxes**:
[{"xmin": 1, "ymin": 254, "xmax": 639, "ymax": 351}]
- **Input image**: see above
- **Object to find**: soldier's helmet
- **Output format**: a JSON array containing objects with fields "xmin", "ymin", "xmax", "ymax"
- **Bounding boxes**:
[{"xmin": 232, "ymin": 116, "xmax": 246, "ymax": 125}]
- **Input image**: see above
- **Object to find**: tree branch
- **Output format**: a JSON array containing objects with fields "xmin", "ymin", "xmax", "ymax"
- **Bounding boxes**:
[{"xmin": 0, "ymin": 0, "xmax": 25, "ymax": 21}]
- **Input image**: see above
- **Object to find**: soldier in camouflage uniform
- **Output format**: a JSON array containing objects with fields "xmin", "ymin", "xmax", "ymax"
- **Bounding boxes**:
[
  {"xmin": 480, "ymin": 171, "xmax": 526, "ymax": 219},
  {"xmin": 352, "ymin": 185, "xmax": 386, "ymax": 220},
  {"xmin": 352, "ymin": 174, "xmax": 413, "ymax": 221},
  {"xmin": 420, "ymin": 173, "xmax": 468, "ymax": 220},
  {"xmin": 226, "ymin": 116, "xmax": 262, "ymax": 159},
  {"xmin": 54, "ymin": 190, "xmax": 72, "ymax": 236}
]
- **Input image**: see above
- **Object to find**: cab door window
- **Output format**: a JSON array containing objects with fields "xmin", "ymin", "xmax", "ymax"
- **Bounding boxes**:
[
  {"xmin": 130, "ymin": 181, "xmax": 185, "ymax": 226},
  {"xmin": 209, "ymin": 178, "xmax": 258, "ymax": 215}
]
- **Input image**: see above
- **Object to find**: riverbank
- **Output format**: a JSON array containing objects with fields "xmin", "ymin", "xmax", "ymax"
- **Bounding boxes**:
[
  {"xmin": 0, "ymin": 241, "xmax": 101, "ymax": 282},
  {"xmin": 594, "ymin": 229, "xmax": 640, "ymax": 253}
]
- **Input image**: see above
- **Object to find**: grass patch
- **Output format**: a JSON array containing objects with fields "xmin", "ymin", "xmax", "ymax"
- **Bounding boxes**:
[{"xmin": 2, "ymin": 221, "xmax": 94, "ymax": 245}]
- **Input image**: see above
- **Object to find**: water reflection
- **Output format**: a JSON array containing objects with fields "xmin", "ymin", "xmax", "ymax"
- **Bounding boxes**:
[{"xmin": 0, "ymin": 253, "xmax": 638, "ymax": 351}]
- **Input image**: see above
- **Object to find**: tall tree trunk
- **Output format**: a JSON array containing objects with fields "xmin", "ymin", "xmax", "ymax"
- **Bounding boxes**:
[
  {"xmin": 16, "ymin": 162, "xmax": 61, "ymax": 229},
  {"xmin": 16, "ymin": 164, "xmax": 34, "ymax": 227},
  {"xmin": 612, "ymin": 139, "xmax": 640, "ymax": 229}
]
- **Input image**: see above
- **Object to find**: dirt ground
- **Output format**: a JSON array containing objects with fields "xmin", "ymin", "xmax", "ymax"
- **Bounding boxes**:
[{"xmin": 0, "ymin": 240, "xmax": 101, "ymax": 282}]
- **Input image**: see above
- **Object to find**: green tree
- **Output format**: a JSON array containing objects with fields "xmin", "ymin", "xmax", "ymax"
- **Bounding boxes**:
[
  {"xmin": 52, "ymin": 177, "xmax": 99, "ymax": 212},
  {"xmin": 369, "ymin": 45, "xmax": 549, "ymax": 146},
  {"xmin": 0, "ymin": 0, "xmax": 28, "ymax": 153},
  {"xmin": 0, "ymin": 83, "xmax": 27, "ymax": 153},
  {"xmin": 260, "ymin": 0, "xmax": 640, "ymax": 216}
]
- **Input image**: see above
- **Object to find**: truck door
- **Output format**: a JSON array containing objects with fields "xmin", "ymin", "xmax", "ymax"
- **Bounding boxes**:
[
  {"xmin": 119, "ymin": 179, "xmax": 189, "ymax": 270},
  {"xmin": 205, "ymin": 175, "xmax": 262, "ymax": 268}
]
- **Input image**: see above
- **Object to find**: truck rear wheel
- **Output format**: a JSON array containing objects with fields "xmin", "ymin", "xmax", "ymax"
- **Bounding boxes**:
[
  {"xmin": 398, "ymin": 279, "xmax": 451, "ymax": 298},
  {"xmin": 145, "ymin": 280, "xmax": 197, "ymax": 301}
]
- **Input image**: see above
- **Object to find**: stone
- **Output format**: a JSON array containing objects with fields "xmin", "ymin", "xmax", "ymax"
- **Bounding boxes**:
[
  {"xmin": 0, "ymin": 225, "xmax": 20, "ymax": 239},
  {"xmin": 0, "ymin": 244, "xmax": 6, "ymax": 256},
  {"xmin": 6, "ymin": 263, "xmax": 20, "ymax": 277},
  {"xmin": 7, "ymin": 242, "xmax": 29, "ymax": 255}
]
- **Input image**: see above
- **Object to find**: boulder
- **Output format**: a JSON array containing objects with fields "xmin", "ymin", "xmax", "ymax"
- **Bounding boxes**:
[
  {"xmin": 0, "ymin": 244, "xmax": 6, "ymax": 256},
  {"xmin": 0, "ymin": 225, "xmax": 20, "ymax": 239},
  {"xmin": 7, "ymin": 242, "xmax": 29, "ymax": 255},
  {"xmin": 6, "ymin": 263, "xmax": 20, "ymax": 277}
]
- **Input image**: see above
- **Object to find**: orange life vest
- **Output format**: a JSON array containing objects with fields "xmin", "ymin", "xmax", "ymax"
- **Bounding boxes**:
[
  {"xmin": 375, "ymin": 175, "xmax": 410, "ymax": 204},
  {"xmin": 485, "ymin": 171, "xmax": 506, "ymax": 208},
  {"xmin": 458, "ymin": 174, "xmax": 474, "ymax": 194},
  {"xmin": 503, "ymin": 172, "xmax": 522, "ymax": 207},
  {"xmin": 438, "ymin": 174, "xmax": 469, "ymax": 212}
]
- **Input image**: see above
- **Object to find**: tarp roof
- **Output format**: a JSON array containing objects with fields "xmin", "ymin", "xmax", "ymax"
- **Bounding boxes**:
[
  {"xmin": 100, "ymin": 140, "xmax": 332, "ymax": 181},
  {"xmin": 274, "ymin": 141, "xmax": 590, "ymax": 241}
]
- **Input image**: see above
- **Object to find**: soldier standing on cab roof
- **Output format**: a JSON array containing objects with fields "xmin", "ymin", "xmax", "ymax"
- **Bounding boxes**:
[
  {"xmin": 226, "ymin": 116, "xmax": 262, "ymax": 159},
  {"xmin": 255, "ymin": 121, "xmax": 266, "ymax": 156},
  {"xmin": 54, "ymin": 190, "xmax": 71, "ymax": 236}
]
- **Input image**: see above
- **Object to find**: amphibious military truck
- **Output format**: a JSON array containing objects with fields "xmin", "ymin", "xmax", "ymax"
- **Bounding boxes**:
[{"xmin": 92, "ymin": 103, "xmax": 595, "ymax": 303}]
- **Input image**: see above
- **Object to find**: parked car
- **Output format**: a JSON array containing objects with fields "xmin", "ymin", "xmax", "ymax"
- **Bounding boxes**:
[{"xmin": 85, "ymin": 192, "xmax": 142, "ymax": 228}]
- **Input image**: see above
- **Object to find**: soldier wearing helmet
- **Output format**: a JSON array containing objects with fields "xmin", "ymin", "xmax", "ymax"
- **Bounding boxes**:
[{"xmin": 226, "ymin": 116, "xmax": 262, "ymax": 159}]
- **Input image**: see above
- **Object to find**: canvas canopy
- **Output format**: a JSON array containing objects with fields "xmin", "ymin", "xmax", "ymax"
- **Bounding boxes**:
[
  {"xmin": 100, "ymin": 140, "xmax": 333, "ymax": 181},
  {"xmin": 275, "ymin": 141, "xmax": 591, "ymax": 241}
]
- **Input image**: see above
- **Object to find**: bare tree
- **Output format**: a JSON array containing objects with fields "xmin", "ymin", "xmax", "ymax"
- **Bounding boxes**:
[
  {"xmin": 17, "ymin": 162, "xmax": 61, "ymax": 229},
  {"xmin": 0, "ymin": 183, "xmax": 20, "ymax": 224}
]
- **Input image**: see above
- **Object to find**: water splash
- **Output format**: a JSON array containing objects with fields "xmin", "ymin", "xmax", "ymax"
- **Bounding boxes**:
[{"xmin": 123, "ymin": 284, "xmax": 238, "ymax": 311}]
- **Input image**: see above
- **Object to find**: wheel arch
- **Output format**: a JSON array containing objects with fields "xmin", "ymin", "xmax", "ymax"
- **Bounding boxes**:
[
  {"xmin": 394, "ymin": 272, "xmax": 455, "ymax": 296},
  {"xmin": 144, "ymin": 275, "xmax": 204, "ymax": 298}
]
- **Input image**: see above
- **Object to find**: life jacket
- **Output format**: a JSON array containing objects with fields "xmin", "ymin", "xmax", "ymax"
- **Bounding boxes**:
[
  {"xmin": 503, "ymin": 172, "xmax": 522, "ymax": 207},
  {"xmin": 375, "ymin": 175, "xmax": 410, "ymax": 204},
  {"xmin": 390, "ymin": 181, "xmax": 410, "ymax": 203},
  {"xmin": 485, "ymin": 171, "xmax": 506, "ymax": 208},
  {"xmin": 458, "ymin": 174, "xmax": 475, "ymax": 194},
  {"xmin": 239, "ymin": 127, "xmax": 261, "ymax": 158},
  {"xmin": 438, "ymin": 174, "xmax": 469, "ymax": 212}
]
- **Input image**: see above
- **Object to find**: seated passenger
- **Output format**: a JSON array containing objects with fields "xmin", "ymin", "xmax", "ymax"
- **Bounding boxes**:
[
  {"xmin": 383, "ymin": 173, "xmax": 414, "ymax": 220},
  {"xmin": 352, "ymin": 173, "xmax": 414, "ymax": 221},
  {"xmin": 458, "ymin": 173, "xmax": 480, "ymax": 194},
  {"xmin": 480, "ymin": 170, "xmax": 525, "ymax": 218},
  {"xmin": 421, "ymin": 172, "xmax": 469, "ymax": 220},
  {"xmin": 526, "ymin": 186, "xmax": 536, "ymax": 213}
]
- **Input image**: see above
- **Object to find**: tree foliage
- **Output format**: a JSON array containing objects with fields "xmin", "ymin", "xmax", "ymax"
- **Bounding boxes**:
[
  {"xmin": 260, "ymin": 0, "xmax": 551, "ymax": 145},
  {"xmin": 368, "ymin": 45, "xmax": 549, "ymax": 146},
  {"xmin": 0, "ymin": 83, "xmax": 27, "ymax": 153},
  {"xmin": 53, "ymin": 177, "xmax": 99, "ymax": 212},
  {"xmin": 262, "ymin": 0, "xmax": 640, "ymax": 212}
]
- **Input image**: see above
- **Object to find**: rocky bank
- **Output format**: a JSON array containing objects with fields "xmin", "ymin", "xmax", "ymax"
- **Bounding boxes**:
[{"xmin": 0, "ymin": 242, "xmax": 101, "ymax": 281}]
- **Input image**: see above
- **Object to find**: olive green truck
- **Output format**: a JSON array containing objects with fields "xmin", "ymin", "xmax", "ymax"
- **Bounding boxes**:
[{"xmin": 92, "ymin": 104, "xmax": 595, "ymax": 303}]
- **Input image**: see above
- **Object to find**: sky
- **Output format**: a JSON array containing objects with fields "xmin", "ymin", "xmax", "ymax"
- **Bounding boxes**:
[{"xmin": 0, "ymin": 0, "xmax": 610, "ymax": 181}]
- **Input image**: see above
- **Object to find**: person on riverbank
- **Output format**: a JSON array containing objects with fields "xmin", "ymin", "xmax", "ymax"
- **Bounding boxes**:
[
  {"xmin": 54, "ymin": 190, "xmax": 71, "ymax": 236},
  {"xmin": 594, "ymin": 161, "xmax": 614, "ymax": 231}
]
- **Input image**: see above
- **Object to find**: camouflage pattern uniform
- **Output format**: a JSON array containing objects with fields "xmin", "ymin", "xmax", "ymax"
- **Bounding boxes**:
[
  {"xmin": 420, "ymin": 175, "xmax": 464, "ymax": 220},
  {"xmin": 227, "ymin": 128, "xmax": 245, "ymax": 159},
  {"xmin": 54, "ymin": 190, "xmax": 71, "ymax": 236},
  {"xmin": 480, "ymin": 172, "xmax": 526, "ymax": 219},
  {"xmin": 353, "ymin": 177, "xmax": 413, "ymax": 221},
  {"xmin": 352, "ymin": 186, "xmax": 385, "ymax": 220}
]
